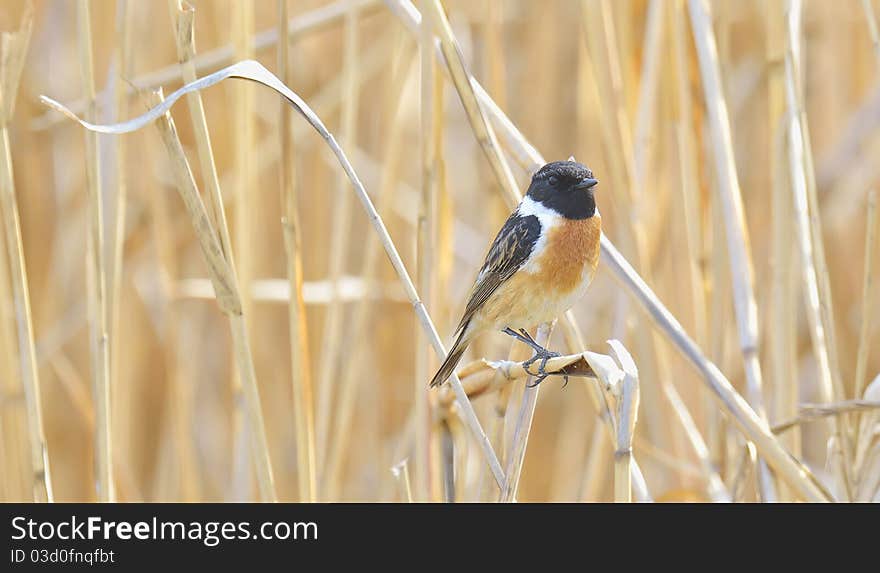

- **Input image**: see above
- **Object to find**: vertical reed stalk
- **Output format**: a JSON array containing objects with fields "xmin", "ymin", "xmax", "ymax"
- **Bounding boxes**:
[
  {"xmin": 229, "ymin": 1, "xmax": 255, "ymax": 499},
  {"xmin": 853, "ymin": 193, "xmax": 877, "ymax": 474},
  {"xmin": 766, "ymin": 0, "xmax": 801, "ymax": 485},
  {"xmin": 108, "ymin": 0, "xmax": 133, "ymax": 485},
  {"xmin": 277, "ymin": 0, "xmax": 317, "ymax": 503},
  {"xmin": 783, "ymin": 0, "xmax": 851, "ymax": 499},
  {"xmin": 316, "ymin": 6, "xmax": 360, "ymax": 466},
  {"xmin": 168, "ymin": 0, "xmax": 241, "ymax": 499},
  {"xmin": 499, "ymin": 321, "xmax": 554, "ymax": 502},
  {"xmin": 322, "ymin": 42, "xmax": 416, "ymax": 499},
  {"xmin": 423, "ymin": 0, "xmax": 520, "ymax": 208},
  {"xmin": 415, "ymin": 0, "xmax": 439, "ymax": 502},
  {"xmin": 150, "ymin": 89, "xmax": 277, "ymax": 502},
  {"xmin": 0, "ymin": 3, "xmax": 52, "ymax": 502},
  {"xmin": 854, "ymin": 192, "xmax": 877, "ymax": 402},
  {"xmin": 77, "ymin": 0, "xmax": 114, "ymax": 502},
  {"xmin": 687, "ymin": 0, "xmax": 777, "ymax": 502},
  {"xmin": 582, "ymin": 0, "xmax": 678, "ymax": 462}
]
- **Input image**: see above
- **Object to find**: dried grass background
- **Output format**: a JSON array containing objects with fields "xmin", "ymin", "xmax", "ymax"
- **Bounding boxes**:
[{"xmin": 1, "ymin": 0, "xmax": 879, "ymax": 502}]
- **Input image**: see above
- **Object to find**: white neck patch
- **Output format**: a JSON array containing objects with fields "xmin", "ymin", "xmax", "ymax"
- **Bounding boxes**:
[
  {"xmin": 516, "ymin": 196, "xmax": 561, "ymax": 273},
  {"xmin": 518, "ymin": 196, "xmax": 562, "ymax": 223}
]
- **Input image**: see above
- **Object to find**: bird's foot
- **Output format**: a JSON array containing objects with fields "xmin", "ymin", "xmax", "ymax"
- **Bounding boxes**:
[{"xmin": 502, "ymin": 327, "xmax": 568, "ymax": 387}]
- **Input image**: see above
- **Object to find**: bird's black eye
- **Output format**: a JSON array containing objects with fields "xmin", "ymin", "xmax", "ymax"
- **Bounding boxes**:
[{"xmin": 548, "ymin": 175, "xmax": 559, "ymax": 186}]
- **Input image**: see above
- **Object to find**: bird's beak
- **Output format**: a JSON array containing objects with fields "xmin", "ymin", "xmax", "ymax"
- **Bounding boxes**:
[{"xmin": 573, "ymin": 178, "xmax": 598, "ymax": 190}]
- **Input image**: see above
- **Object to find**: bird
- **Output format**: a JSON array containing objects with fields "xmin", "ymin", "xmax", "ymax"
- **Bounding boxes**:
[{"xmin": 429, "ymin": 159, "xmax": 601, "ymax": 388}]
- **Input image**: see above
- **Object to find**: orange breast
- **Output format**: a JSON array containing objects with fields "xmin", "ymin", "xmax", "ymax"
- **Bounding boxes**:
[
  {"xmin": 470, "ymin": 215, "xmax": 602, "ymax": 331},
  {"xmin": 534, "ymin": 215, "xmax": 601, "ymax": 293}
]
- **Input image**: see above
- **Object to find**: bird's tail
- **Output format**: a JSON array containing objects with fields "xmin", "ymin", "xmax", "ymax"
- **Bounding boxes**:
[{"xmin": 430, "ymin": 324, "xmax": 471, "ymax": 388}]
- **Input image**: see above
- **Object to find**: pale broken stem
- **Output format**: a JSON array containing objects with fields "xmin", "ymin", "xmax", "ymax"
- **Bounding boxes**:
[
  {"xmin": 149, "ymin": 90, "xmax": 277, "ymax": 502},
  {"xmin": 391, "ymin": 459, "xmax": 414, "ymax": 502},
  {"xmin": 78, "ymin": 0, "xmax": 113, "ymax": 503},
  {"xmin": 499, "ymin": 321, "xmax": 554, "ymax": 502},
  {"xmin": 438, "ymin": 352, "xmax": 598, "ymax": 408},
  {"xmin": 773, "ymin": 401, "xmax": 880, "ymax": 435},
  {"xmin": 40, "ymin": 59, "xmax": 506, "ymax": 489},
  {"xmin": 169, "ymin": 2, "xmax": 235, "ymax": 260},
  {"xmin": 278, "ymin": 0, "xmax": 317, "ymax": 503},
  {"xmin": 316, "ymin": 6, "xmax": 360, "ymax": 473},
  {"xmin": 0, "ymin": 2, "xmax": 52, "ymax": 502},
  {"xmin": 687, "ymin": 0, "xmax": 776, "ymax": 502},
  {"xmin": 609, "ymin": 341, "xmax": 639, "ymax": 503}
]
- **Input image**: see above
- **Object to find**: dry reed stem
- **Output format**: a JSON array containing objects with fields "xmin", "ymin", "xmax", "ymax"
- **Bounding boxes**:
[
  {"xmin": 853, "ymin": 193, "xmax": 878, "ymax": 480},
  {"xmin": 31, "ymin": 0, "xmax": 380, "ymax": 131},
  {"xmin": 230, "ymin": 2, "xmax": 255, "ymax": 501},
  {"xmin": 316, "ymin": 6, "xmax": 361, "ymax": 468},
  {"xmin": 671, "ymin": 0, "xmax": 715, "ymax": 465},
  {"xmin": 863, "ymin": 0, "xmax": 880, "ymax": 75},
  {"xmin": 147, "ymin": 89, "xmax": 277, "ymax": 502},
  {"xmin": 0, "ymin": 212, "xmax": 26, "ymax": 500},
  {"xmin": 41, "ymin": 59, "xmax": 508, "ymax": 489},
  {"xmin": 855, "ymin": 194, "xmax": 878, "ymax": 402},
  {"xmin": 277, "ymin": 0, "xmax": 317, "ymax": 503},
  {"xmin": 687, "ymin": 0, "xmax": 777, "ymax": 502},
  {"xmin": 608, "ymin": 341, "xmax": 639, "ymax": 503},
  {"xmin": 415, "ymin": 0, "xmax": 439, "ymax": 502},
  {"xmin": 663, "ymin": 383, "xmax": 731, "ymax": 502},
  {"xmin": 583, "ymin": 0, "xmax": 683, "ymax": 464},
  {"xmin": 783, "ymin": 0, "xmax": 852, "ymax": 499},
  {"xmin": 169, "ymin": 2, "xmax": 235, "ymax": 261},
  {"xmin": 108, "ymin": 0, "xmax": 133, "ymax": 488},
  {"xmin": 390, "ymin": 459, "xmax": 413, "ymax": 502},
  {"xmin": 499, "ymin": 321, "xmax": 554, "ymax": 502},
  {"xmin": 771, "ymin": 400, "xmax": 880, "ymax": 435},
  {"xmin": 77, "ymin": 0, "xmax": 114, "ymax": 502},
  {"xmin": 168, "ymin": 0, "xmax": 250, "ymax": 499},
  {"xmin": 633, "ymin": 0, "xmax": 663, "ymax": 183},
  {"xmin": 767, "ymin": 0, "xmax": 801, "ymax": 473},
  {"xmin": 787, "ymin": 1, "xmax": 844, "ymax": 408},
  {"xmin": 422, "ymin": 0, "xmax": 519, "ymax": 208},
  {"xmin": 437, "ymin": 352, "xmax": 598, "ymax": 408},
  {"xmin": 855, "ymin": 375, "xmax": 880, "ymax": 497},
  {"xmin": 0, "ymin": 2, "xmax": 52, "ymax": 503},
  {"xmin": 322, "ymin": 42, "xmax": 417, "ymax": 499}
]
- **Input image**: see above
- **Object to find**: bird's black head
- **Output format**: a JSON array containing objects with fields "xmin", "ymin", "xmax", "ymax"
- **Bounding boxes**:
[{"xmin": 526, "ymin": 160, "xmax": 598, "ymax": 219}]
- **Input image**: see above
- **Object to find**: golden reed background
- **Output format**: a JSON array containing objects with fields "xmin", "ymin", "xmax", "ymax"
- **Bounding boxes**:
[{"xmin": 0, "ymin": 0, "xmax": 878, "ymax": 502}]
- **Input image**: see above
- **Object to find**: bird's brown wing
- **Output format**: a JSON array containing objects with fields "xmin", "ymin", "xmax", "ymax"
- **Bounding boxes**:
[{"xmin": 455, "ymin": 212, "xmax": 541, "ymax": 334}]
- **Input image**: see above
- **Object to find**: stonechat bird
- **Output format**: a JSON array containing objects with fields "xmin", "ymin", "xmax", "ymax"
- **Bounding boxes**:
[{"xmin": 430, "ymin": 160, "xmax": 601, "ymax": 388}]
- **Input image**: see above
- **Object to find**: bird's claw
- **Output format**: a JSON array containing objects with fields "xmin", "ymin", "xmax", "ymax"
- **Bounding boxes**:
[
  {"xmin": 502, "ymin": 327, "xmax": 566, "ymax": 387},
  {"xmin": 522, "ymin": 347, "xmax": 560, "ymax": 388}
]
